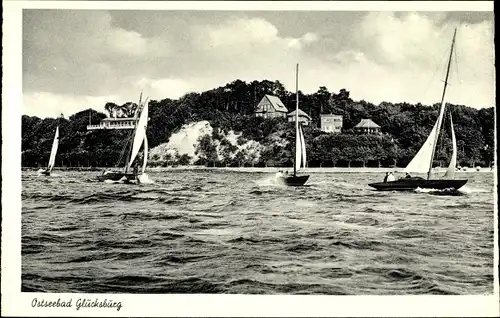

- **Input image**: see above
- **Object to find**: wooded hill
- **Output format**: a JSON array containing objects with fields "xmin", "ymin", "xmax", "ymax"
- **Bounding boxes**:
[{"xmin": 22, "ymin": 79, "xmax": 495, "ymax": 168}]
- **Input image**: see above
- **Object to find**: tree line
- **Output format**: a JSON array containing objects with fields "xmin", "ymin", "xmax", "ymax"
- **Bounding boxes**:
[{"xmin": 22, "ymin": 79, "xmax": 495, "ymax": 169}]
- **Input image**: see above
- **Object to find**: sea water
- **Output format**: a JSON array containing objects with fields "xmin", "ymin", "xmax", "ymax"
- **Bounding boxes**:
[{"xmin": 21, "ymin": 170, "xmax": 495, "ymax": 294}]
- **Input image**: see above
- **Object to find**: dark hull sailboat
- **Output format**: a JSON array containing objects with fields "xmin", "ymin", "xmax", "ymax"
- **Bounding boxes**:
[
  {"xmin": 97, "ymin": 93, "xmax": 150, "ymax": 184},
  {"xmin": 278, "ymin": 63, "xmax": 309, "ymax": 187},
  {"xmin": 282, "ymin": 175, "xmax": 310, "ymax": 186},
  {"xmin": 97, "ymin": 171, "xmax": 137, "ymax": 182},
  {"xmin": 40, "ymin": 170, "xmax": 51, "ymax": 176},
  {"xmin": 368, "ymin": 177, "xmax": 467, "ymax": 191},
  {"xmin": 369, "ymin": 28, "xmax": 468, "ymax": 192}
]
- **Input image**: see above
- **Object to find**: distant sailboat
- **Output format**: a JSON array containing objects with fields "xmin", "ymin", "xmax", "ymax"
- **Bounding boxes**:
[
  {"xmin": 97, "ymin": 94, "xmax": 149, "ymax": 184},
  {"xmin": 39, "ymin": 126, "xmax": 59, "ymax": 176},
  {"xmin": 278, "ymin": 64, "xmax": 310, "ymax": 186},
  {"xmin": 369, "ymin": 28, "xmax": 467, "ymax": 191}
]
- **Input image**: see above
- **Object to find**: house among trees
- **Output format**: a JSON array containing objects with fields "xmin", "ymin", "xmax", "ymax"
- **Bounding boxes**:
[
  {"xmin": 254, "ymin": 94, "xmax": 288, "ymax": 119},
  {"xmin": 320, "ymin": 114, "xmax": 343, "ymax": 133},
  {"xmin": 354, "ymin": 118, "xmax": 381, "ymax": 134},
  {"xmin": 287, "ymin": 109, "xmax": 312, "ymax": 126},
  {"xmin": 87, "ymin": 117, "xmax": 137, "ymax": 130},
  {"xmin": 87, "ymin": 101, "xmax": 144, "ymax": 131}
]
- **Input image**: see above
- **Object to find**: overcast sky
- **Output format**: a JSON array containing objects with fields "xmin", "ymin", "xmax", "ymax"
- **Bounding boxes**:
[{"xmin": 22, "ymin": 8, "xmax": 494, "ymax": 118}]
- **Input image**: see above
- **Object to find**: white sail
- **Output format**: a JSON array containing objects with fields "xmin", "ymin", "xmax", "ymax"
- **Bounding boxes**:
[
  {"xmin": 404, "ymin": 111, "xmax": 444, "ymax": 174},
  {"xmin": 405, "ymin": 29, "xmax": 456, "ymax": 177},
  {"xmin": 142, "ymin": 131, "xmax": 148, "ymax": 174},
  {"xmin": 299, "ymin": 124, "xmax": 306, "ymax": 169},
  {"xmin": 295, "ymin": 123, "xmax": 302, "ymax": 171},
  {"xmin": 443, "ymin": 114, "xmax": 457, "ymax": 178},
  {"xmin": 128, "ymin": 100, "xmax": 149, "ymax": 169},
  {"xmin": 47, "ymin": 126, "xmax": 59, "ymax": 172}
]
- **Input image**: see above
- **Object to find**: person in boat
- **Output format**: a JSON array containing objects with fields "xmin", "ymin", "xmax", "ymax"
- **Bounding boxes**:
[
  {"xmin": 383, "ymin": 172, "xmax": 389, "ymax": 182},
  {"xmin": 387, "ymin": 172, "xmax": 395, "ymax": 182},
  {"xmin": 133, "ymin": 163, "xmax": 140, "ymax": 183},
  {"xmin": 276, "ymin": 170, "xmax": 283, "ymax": 178}
]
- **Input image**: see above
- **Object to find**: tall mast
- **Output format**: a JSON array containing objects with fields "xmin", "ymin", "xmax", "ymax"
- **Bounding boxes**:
[
  {"xmin": 427, "ymin": 27, "xmax": 457, "ymax": 180},
  {"xmin": 294, "ymin": 63, "xmax": 299, "ymax": 177}
]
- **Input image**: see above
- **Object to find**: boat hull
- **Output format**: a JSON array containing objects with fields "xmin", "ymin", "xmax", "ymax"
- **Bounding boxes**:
[
  {"xmin": 97, "ymin": 171, "xmax": 137, "ymax": 183},
  {"xmin": 39, "ymin": 170, "xmax": 51, "ymax": 176},
  {"xmin": 368, "ymin": 178, "xmax": 468, "ymax": 191},
  {"xmin": 281, "ymin": 175, "xmax": 310, "ymax": 186}
]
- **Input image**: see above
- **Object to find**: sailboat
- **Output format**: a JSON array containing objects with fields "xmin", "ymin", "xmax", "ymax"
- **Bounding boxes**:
[
  {"xmin": 97, "ymin": 94, "xmax": 149, "ymax": 184},
  {"xmin": 39, "ymin": 126, "xmax": 59, "ymax": 176},
  {"xmin": 369, "ymin": 28, "xmax": 467, "ymax": 191},
  {"xmin": 278, "ymin": 64, "xmax": 310, "ymax": 186}
]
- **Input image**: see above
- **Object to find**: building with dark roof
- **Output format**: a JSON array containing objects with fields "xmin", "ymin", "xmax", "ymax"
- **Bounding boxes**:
[
  {"xmin": 254, "ymin": 95, "xmax": 288, "ymax": 119},
  {"xmin": 287, "ymin": 109, "xmax": 312, "ymax": 125},
  {"xmin": 354, "ymin": 118, "xmax": 381, "ymax": 134}
]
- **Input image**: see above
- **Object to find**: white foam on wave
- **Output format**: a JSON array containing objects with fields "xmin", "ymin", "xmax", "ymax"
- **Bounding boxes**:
[
  {"xmin": 254, "ymin": 174, "xmax": 286, "ymax": 187},
  {"xmin": 104, "ymin": 179, "xmax": 122, "ymax": 184},
  {"xmin": 414, "ymin": 185, "xmax": 489, "ymax": 194},
  {"xmin": 414, "ymin": 187, "xmax": 436, "ymax": 193},
  {"xmin": 138, "ymin": 173, "xmax": 154, "ymax": 184},
  {"xmin": 456, "ymin": 185, "xmax": 489, "ymax": 194}
]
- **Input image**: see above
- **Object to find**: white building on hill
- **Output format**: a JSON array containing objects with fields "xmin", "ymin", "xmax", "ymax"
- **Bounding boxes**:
[{"xmin": 320, "ymin": 114, "xmax": 343, "ymax": 133}]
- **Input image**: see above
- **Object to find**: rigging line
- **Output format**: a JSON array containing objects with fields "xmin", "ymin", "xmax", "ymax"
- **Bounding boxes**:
[
  {"xmin": 453, "ymin": 39, "xmax": 461, "ymax": 85},
  {"xmin": 421, "ymin": 46, "xmax": 449, "ymax": 99},
  {"xmin": 116, "ymin": 128, "xmax": 134, "ymax": 167},
  {"xmin": 115, "ymin": 138, "xmax": 128, "ymax": 167}
]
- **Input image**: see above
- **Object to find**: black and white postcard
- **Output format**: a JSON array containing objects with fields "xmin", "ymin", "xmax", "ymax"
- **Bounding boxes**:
[{"xmin": 2, "ymin": 1, "xmax": 498, "ymax": 317}]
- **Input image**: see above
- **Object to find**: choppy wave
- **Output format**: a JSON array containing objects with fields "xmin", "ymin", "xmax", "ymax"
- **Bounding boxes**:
[
  {"xmin": 21, "ymin": 170, "xmax": 494, "ymax": 294},
  {"xmin": 254, "ymin": 174, "xmax": 287, "ymax": 187}
]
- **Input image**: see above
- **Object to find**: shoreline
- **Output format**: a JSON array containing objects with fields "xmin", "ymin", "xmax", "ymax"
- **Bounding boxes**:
[
  {"xmin": 148, "ymin": 167, "xmax": 495, "ymax": 173},
  {"xmin": 23, "ymin": 166, "xmax": 495, "ymax": 173}
]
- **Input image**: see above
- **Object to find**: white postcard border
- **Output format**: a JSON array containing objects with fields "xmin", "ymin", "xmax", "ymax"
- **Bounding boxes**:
[{"xmin": 2, "ymin": 1, "xmax": 498, "ymax": 317}]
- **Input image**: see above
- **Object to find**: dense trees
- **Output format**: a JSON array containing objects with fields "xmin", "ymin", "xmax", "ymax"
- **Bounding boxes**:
[{"xmin": 21, "ymin": 80, "xmax": 495, "ymax": 169}]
